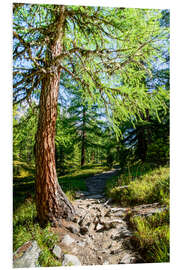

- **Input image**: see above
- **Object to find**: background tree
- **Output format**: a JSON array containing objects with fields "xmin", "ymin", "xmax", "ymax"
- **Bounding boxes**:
[
  {"xmin": 13, "ymin": 103, "xmax": 38, "ymax": 163},
  {"xmin": 66, "ymin": 87, "xmax": 104, "ymax": 167}
]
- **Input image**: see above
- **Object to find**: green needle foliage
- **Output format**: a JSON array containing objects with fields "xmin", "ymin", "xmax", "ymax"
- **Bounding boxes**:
[{"xmin": 13, "ymin": 4, "xmax": 169, "ymax": 131}]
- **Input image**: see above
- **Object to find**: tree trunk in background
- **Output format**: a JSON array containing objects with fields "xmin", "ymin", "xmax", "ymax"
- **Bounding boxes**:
[
  {"xmin": 35, "ymin": 6, "xmax": 75, "ymax": 226},
  {"xmin": 81, "ymin": 107, "xmax": 86, "ymax": 167}
]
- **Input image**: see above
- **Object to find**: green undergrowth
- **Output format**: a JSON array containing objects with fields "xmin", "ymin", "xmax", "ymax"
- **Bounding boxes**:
[
  {"xmin": 106, "ymin": 165, "xmax": 169, "ymax": 206},
  {"xmin": 106, "ymin": 164, "xmax": 170, "ymax": 263},
  {"xmin": 130, "ymin": 209, "xmax": 170, "ymax": 262},
  {"xmin": 13, "ymin": 162, "xmax": 109, "ymax": 209},
  {"xmin": 13, "ymin": 198, "xmax": 61, "ymax": 267},
  {"xmin": 13, "ymin": 163, "xmax": 109, "ymax": 266}
]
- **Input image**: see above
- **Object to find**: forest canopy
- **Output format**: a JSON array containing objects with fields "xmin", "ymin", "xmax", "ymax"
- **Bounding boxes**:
[{"xmin": 13, "ymin": 3, "xmax": 169, "ymax": 225}]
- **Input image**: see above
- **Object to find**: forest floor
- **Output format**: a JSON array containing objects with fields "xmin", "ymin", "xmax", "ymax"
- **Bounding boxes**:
[
  {"xmin": 51, "ymin": 168, "xmax": 166, "ymax": 265},
  {"xmin": 13, "ymin": 165, "xmax": 169, "ymax": 266}
]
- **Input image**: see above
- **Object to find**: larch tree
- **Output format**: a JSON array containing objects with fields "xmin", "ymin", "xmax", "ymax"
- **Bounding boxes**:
[
  {"xmin": 13, "ymin": 3, "xmax": 168, "ymax": 226},
  {"xmin": 65, "ymin": 88, "xmax": 104, "ymax": 167}
]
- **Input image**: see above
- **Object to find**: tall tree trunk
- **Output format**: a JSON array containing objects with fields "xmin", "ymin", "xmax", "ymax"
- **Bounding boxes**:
[
  {"xmin": 35, "ymin": 6, "xmax": 75, "ymax": 226},
  {"xmin": 81, "ymin": 106, "xmax": 86, "ymax": 167}
]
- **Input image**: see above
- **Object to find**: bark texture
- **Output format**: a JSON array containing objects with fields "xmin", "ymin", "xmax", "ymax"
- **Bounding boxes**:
[{"xmin": 35, "ymin": 6, "xmax": 75, "ymax": 226}]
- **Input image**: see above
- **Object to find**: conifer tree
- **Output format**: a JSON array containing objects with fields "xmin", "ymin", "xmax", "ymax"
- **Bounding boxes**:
[{"xmin": 13, "ymin": 4, "xmax": 169, "ymax": 225}]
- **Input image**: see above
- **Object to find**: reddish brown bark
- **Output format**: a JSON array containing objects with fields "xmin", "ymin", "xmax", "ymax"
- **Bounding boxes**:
[{"xmin": 35, "ymin": 6, "xmax": 75, "ymax": 226}]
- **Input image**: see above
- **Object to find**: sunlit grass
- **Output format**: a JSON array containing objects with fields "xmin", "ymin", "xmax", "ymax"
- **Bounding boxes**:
[
  {"xmin": 13, "ymin": 199, "xmax": 61, "ymax": 267},
  {"xmin": 130, "ymin": 209, "xmax": 170, "ymax": 262},
  {"xmin": 106, "ymin": 164, "xmax": 170, "ymax": 263},
  {"xmin": 106, "ymin": 166, "xmax": 169, "ymax": 206}
]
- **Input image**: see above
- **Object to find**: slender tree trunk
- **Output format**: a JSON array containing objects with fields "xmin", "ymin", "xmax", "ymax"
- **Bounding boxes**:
[
  {"xmin": 35, "ymin": 6, "xmax": 75, "ymax": 226},
  {"xmin": 81, "ymin": 106, "xmax": 86, "ymax": 167},
  {"xmin": 91, "ymin": 151, "xmax": 95, "ymax": 163}
]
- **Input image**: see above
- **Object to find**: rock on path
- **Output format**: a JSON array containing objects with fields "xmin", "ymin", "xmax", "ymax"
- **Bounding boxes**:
[
  {"xmin": 57, "ymin": 168, "xmax": 143, "ymax": 265},
  {"xmin": 14, "ymin": 168, "xmax": 163, "ymax": 267}
]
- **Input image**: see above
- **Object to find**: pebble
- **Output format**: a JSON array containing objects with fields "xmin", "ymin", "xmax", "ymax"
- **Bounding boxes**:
[
  {"xmin": 61, "ymin": 235, "xmax": 75, "ymax": 246},
  {"xmin": 96, "ymin": 223, "xmax": 104, "ymax": 232},
  {"xmin": 120, "ymin": 254, "xmax": 136, "ymax": 264},
  {"xmin": 52, "ymin": 245, "xmax": 62, "ymax": 259},
  {"xmin": 62, "ymin": 254, "xmax": 81, "ymax": 266}
]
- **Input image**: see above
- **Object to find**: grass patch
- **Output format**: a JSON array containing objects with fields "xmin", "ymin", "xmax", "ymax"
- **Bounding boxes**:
[
  {"xmin": 106, "ymin": 166, "xmax": 169, "ymax": 206},
  {"xmin": 13, "ymin": 162, "xmax": 108, "ymax": 208},
  {"xmin": 106, "ymin": 164, "xmax": 170, "ymax": 263},
  {"xmin": 130, "ymin": 209, "xmax": 170, "ymax": 262},
  {"xmin": 13, "ymin": 198, "xmax": 62, "ymax": 267}
]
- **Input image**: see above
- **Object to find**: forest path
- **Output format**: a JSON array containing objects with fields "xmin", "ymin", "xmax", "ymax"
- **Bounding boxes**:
[
  {"xmin": 14, "ymin": 168, "xmax": 167, "ymax": 267},
  {"xmin": 84, "ymin": 168, "xmax": 120, "ymax": 197},
  {"xmin": 53, "ymin": 168, "xmax": 143, "ymax": 265}
]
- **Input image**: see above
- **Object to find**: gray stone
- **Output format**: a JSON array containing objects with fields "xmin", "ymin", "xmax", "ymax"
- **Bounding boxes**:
[
  {"xmin": 77, "ymin": 241, "xmax": 86, "ymax": 247},
  {"xmin": 111, "ymin": 207, "xmax": 127, "ymax": 212},
  {"xmin": 103, "ymin": 260, "xmax": 110, "ymax": 265},
  {"xmin": 13, "ymin": 241, "xmax": 41, "ymax": 268},
  {"xmin": 113, "ymin": 211, "xmax": 125, "ymax": 218},
  {"xmin": 120, "ymin": 253, "xmax": 136, "ymax": 264},
  {"xmin": 96, "ymin": 223, "xmax": 104, "ymax": 232},
  {"xmin": 120, "ymin": 229, "xmax": 132, "ymax": 238},
  {"xmin": 111, "ymin": 229, "xmax": 132, "ymax": 240},
  {"xmin": 101, "ymin": 219, "xmax": 124, "ymax": 230},
  {"xmin": 66, "ymin": 223, "xmax": 80, "ymax": 234},
  {"xmin": 62, "ymin": 254, "xmax": 81, "ymax": 266},
  {"xmin": 61, "ymin": 235, "xmax": 75, "ymax": 246},
  {"xmin": 52, "ymin": 245, "xmax": 62, "ymax": 259}
]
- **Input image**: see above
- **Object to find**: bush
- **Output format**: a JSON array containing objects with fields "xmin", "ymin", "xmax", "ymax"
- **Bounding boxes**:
[{"xmin": 146, "ymin": 138, "xmax": 169, "ymax": 165}]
